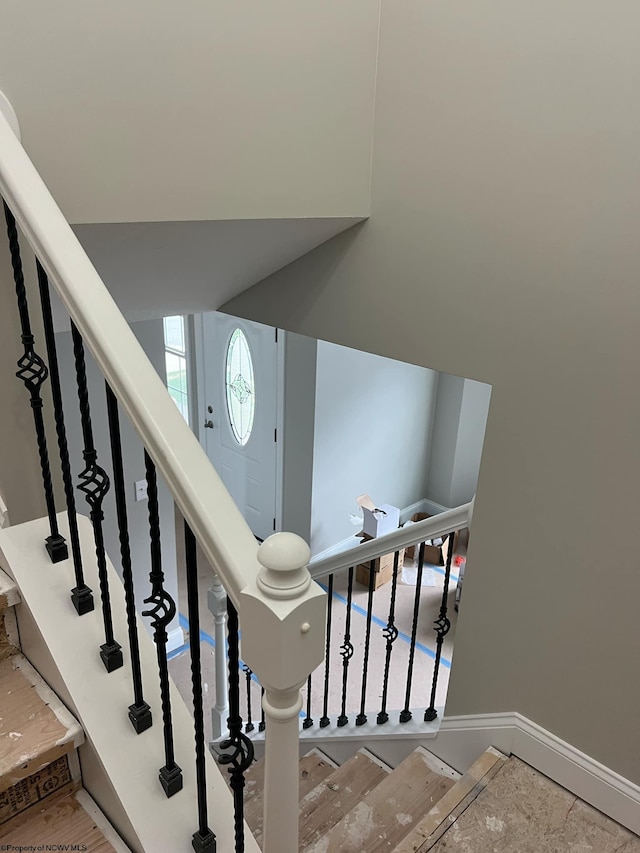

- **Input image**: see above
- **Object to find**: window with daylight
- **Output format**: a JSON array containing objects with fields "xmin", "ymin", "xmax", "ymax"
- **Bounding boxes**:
[
  {"xmin": 225, "ymin": 328, "xmax": 255, "ymax": 446},
  {"xmin": 163, "ymin": 315, "xmax": 190, "ymax": 423}
]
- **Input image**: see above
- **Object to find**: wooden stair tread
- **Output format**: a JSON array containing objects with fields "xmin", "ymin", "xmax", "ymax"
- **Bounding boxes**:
[
  {"xmin": 0, "ymin": 788, "xmax": 124, "ymax": 851},
  {"xmin": 0, "ymin": 568, "xmax": 19, "ymax": 610},
  {"xmin": 244, "ymin": 749, "xmax": 337, "ymax": 840},
  {"xmin": 298, "ymin": 749, "xmax": 391, "ymax": 850},
  {"xmin": 307, "ymin": 747, "xmax": 455, "ymax": 853},
  {"xmin": 392, "ymin": 747, "xmax": 508, "ymax": 853},
  {"xmin": 0, "ymin": 655, "xmax": 83, "ymax": 792}
]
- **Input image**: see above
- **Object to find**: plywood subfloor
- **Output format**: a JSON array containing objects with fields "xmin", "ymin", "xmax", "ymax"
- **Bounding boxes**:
[
  {"xmin": 0, "ymin": 789, "xmax": 119, "ymax": 851},
  {"xmin": 428, "ymin": 756, "xmax": 640, "ymax": 853},
  {"xmin": 0, "ymin": 655, "xmax": 82, "ymax": 792}
]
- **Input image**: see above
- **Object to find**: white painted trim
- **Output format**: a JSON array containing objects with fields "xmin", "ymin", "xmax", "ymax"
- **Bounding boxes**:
[
  {"xmin": 437, "ymin": 712, "xmax": 640, "ymax": 837},
  {"xmin": 308, "ymin": 501, "xmax": 472, "ymax": 579},
  {"xmin": 0, "ymin": 109, "xmax": 260, "ymax": 606},
  {"xmin": 75, "ymin": 788, "xmax": 135, "ymax": 853}
]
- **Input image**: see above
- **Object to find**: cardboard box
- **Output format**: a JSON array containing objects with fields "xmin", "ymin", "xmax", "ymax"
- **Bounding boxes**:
[
  {"xmin": 405, "ymin": 512, "xmax": 444, "ymax": 565},
  {"xmin": 356, "ymin": 494, "xmax": 400, "ymax": 539},
  {"xmin": 356, "ymin": 548, "xmax": 405, "ymax": 590},
  {"xmin": 405, "ymin": 515, "xmax": 470, "ymax": 566}
]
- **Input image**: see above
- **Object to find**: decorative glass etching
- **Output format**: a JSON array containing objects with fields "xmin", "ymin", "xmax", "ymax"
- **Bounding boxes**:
[{"xmin": 225, "ymin": 329, "xmax": 255, "ymax": 446}]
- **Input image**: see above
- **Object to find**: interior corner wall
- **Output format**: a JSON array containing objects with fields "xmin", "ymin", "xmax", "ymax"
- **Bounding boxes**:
[
  {"xmin": 426, "ymin": 373, "xmax": 464, "ymax": 508},
  {"xmin": 281, "ymin": 332, "xmax": 317, "ymax": 543},
  {"xmin": 426, "ymin": 375, "xmax": 492, "ymax": 509},
  {"xmin": 55, "ymin": 320, "xmax": 181, "ymax": 646},
  {"xmin": 310, "ymin": 340, "xmax": 438, "ymax": 556},
  {"xmin": 449, "ymin": 379, "xmax": 492, "ymax": 507}
]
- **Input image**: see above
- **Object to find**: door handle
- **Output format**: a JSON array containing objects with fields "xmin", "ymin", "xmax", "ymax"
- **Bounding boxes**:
[{"xmin": 204, "ymin": 419, "xmax": 214, "ymax": 429}]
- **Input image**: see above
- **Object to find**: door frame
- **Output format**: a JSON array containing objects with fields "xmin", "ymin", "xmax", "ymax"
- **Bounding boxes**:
[{"xmin": 191, "ymin": 312, "xmax": 285, "ymax": 535}]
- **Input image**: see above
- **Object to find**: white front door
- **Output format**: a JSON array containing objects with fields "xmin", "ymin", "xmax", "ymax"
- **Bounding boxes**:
[{"xmin": 199, "ymin": 312, "xmax": 279, "ymax": 541}]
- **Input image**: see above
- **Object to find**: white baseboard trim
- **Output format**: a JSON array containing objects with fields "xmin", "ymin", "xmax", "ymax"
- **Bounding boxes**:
[{"xmin": 437, "ymin": 712, "xmax": 640, "ymax": 836}]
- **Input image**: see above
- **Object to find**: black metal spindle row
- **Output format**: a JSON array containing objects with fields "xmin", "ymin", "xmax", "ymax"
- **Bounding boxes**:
[
  {"xmin": 3, "ymin": 202, "xmax": 67, "ymax": 564},
  {"xmin": 312, "ymin": 533, "xmax": 456, "ymax": 729},
  {"xmin": 2, "ymin": 196, "xmax": 233, "ymax": 847},
  {"xmin": 36, "ymin": 261, "xmax": 93, "ymax": 613}
]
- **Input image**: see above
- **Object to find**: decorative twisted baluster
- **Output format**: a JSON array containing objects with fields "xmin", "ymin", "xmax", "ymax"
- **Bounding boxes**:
[
  {"xmin": 3, "ymin": 201, "xmax": 67, "ymax": 563},
  {"xmin": 219, "ymin": 599, "xmax": 254, "ymax": 853},
  {"xmin": 142, "ymin": 450, "xmax": 182, "ymax": 797},
  {"xmin": 184, "ymin": 522, "xmax": 216, "ymax": 852},
  {"xmin": 105, "ymin": 385, "xmax": 151, "ymax": 732},
  {"xmin": 259, "ymin": 687, "xmax": 266, "ymax": 733},
  {"xmin": 319, "ymin": 573, "xmax": 334, "ymax": 728},
  {"xmin": 400, "ymin": 541, "xmax": 427, "ymax": 723},
  {"xmin": 303, "ymin": 674, "xmax": 314, "ymax": 729},
  {"xmin": 36, "ymin": 261, "xmax": 93, "ymax": 611},
  {"xmin": 337, "ymin": 566, "xmax": 355, "ymax": 727},
  {"xmin": 425, "ymin": 533, "xmax": 454, "ymax": 722},
  {"xmin": 243, "ymin": 665, "xmax": 255, "ymax": 733},
  {"xmin": 356, "ymin": 558, "xmax": 377, "ymax": 726},
  {"xmin": 70, "ymin": 321, "xmax": 122, "ymax": 672},
  {"xmin": 377, "ymin": 550, "xmax": 402, "ymax": 725}
]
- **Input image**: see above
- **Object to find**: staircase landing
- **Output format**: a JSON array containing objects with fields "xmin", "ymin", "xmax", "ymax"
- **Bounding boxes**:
[{"xmin": 402, "ymin": 752, "xmax": 640, "ymax": 853}]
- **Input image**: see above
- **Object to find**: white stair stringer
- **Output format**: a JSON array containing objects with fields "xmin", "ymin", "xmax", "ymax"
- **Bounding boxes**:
[{"xmin": 0, "ymin": 513, "xmax": 260, "ymax": 853}]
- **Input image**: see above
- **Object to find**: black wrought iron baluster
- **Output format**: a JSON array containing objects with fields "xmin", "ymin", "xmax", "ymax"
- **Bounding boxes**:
[
  {"xmin": 70, "ymin": 321, "xmax": 122, "ymax": 672},
  {"xmin": 3, "ymin": 202, "xmax": 67, "ymax": 563},
  {"xmin": 425, "ymin": 533, "xmax": 454, "ymax": 722},
  {"xmin": 142, "ymin": 450, "xmax": 182, "ymax": 797},
  {"xmin": 36, "ymin": 260, "xmax": 92, "ymax": 611},
  {"xmin": 219, "ymin": 599, "xmax": 254, "ymax": 853},
  {"xmin": 356, "ymin": 558, "xmax": 377, "ymax": 726},
  {"xmin": 400, "ymin": 541, "xmax": 426, "ymax": 723},
  {"xmin": 303, "ymin": 673, "xmax": 313, "ymax": 729},
  {"xmin": 377, "ymin": 550, "xmax": 402, "ymax": 725},
  {"xmin": 184, "ymin": 522, "xmax": 216, "ymax": 852},
  {"xmin": 319, "ymin": 573, "xmax": 334, "ymax": 728},
  {"xmin": 105, "ymin": 385, "xmax": 152, "ymax": 732},
  {"xmin": 259, "ymin": 687, "xmax": 265, "ymax": 732},
  {"xmin": 243, "ymin": 665, "xmax": 255, "ymax": 734},
  {"xmin": 337, "ymin": 566, "xmax": 355, "ymax": 727}
]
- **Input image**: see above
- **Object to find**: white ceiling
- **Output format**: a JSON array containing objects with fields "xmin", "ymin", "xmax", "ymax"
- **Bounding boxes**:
[{"xmin": 51, "ymin": 217, "xmax": 362, "ymax": 331}]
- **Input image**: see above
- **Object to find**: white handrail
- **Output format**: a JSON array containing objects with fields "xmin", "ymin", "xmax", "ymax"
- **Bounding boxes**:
[
  {"xmin": 0, "ymin": 109, "xmax": 255, "ymax": 606},
  {"xmin": 0, "ymin": 96, "xmax": 324, "ymax": 853},
  {"xmin": 308, "ymin": 500, "xmax": 473, "ymax": 579}
]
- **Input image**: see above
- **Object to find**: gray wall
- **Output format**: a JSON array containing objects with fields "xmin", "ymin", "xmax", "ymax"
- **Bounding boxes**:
[
  {"xmin": 427, "ymin": 375, "xmax": 491, "ymax": 508},
  {"xmin": 55, "ymin": 320, "xmax": 181, "ymax": 646},
  {"xmin": 310, "ymin": 340, "xmax": 438, "ymax": 555},
  {"xmin": 223, "ymin": 0, "xmax": 640, "ymax": 785},
  {"xmin": 281, "ymin": 332, "xmax": 317, "ymax": 542}
]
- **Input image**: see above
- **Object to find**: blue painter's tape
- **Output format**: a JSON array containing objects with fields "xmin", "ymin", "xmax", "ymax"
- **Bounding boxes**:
[{"xmin": 317, "ymin": 581, "xmax": 452, "ymax": 669}]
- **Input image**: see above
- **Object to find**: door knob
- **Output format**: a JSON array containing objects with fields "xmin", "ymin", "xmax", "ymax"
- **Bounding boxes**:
[{"xmin": 204, "ymin": 419, "xmax": 214, "ymax": 429}]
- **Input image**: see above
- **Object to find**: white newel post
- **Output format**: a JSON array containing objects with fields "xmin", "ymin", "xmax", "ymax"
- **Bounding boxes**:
[
  {"xmin": 240, "ymin": 533, "xmax": 326, "ymax": 853},
  {"xmin": 207, "ymin": 573, "xmax": 229, "ymax": 740}
]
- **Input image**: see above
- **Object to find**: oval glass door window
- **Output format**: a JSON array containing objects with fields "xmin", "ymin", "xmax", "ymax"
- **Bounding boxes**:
[{"xmin": 225, "ymin": 328, "xmax": 255, "ymax": 446}]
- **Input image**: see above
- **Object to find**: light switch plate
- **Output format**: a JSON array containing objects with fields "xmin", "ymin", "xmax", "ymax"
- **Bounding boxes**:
[{"xmin": 134, "ymin": 480, "xmax": 148, "ymax": 502}]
